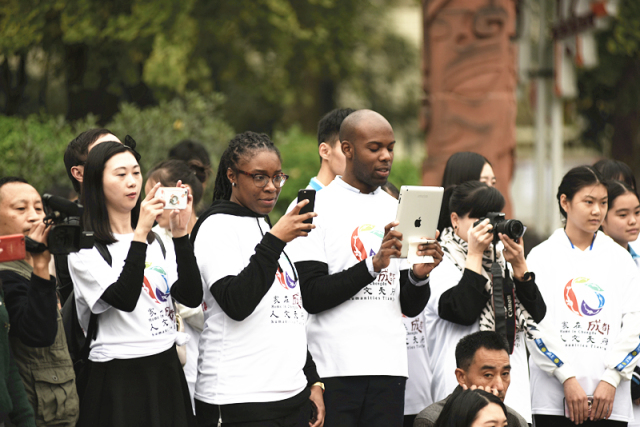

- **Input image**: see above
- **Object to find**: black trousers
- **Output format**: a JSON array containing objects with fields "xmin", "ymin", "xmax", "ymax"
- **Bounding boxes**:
[
  {"xmin": 403, "ymin": 414, "xmax": 417, "ymax": 427},
  {"xmin": 195, "ymin": 398, "xmax": 311, "ymax": 427},
  {"xmin": 534, "ymin": 415, "xmax": 627, "ymax": 427},
  {"xmin": 322, "ymin": 375, "xmax": 406, "ymax": 427}
]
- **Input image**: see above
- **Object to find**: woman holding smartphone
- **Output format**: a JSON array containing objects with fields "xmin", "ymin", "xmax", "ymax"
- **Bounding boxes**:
[
  {"xmin": 191, "ymin": 131, "xmax": 325, "ymax": 427},
  {"xmin": 527, "ymin": 166, "xmax": 640, "ymax": 426},
  {"xmin": 68, "ymin": 141, "xmax": 203, "ymax": 426}
]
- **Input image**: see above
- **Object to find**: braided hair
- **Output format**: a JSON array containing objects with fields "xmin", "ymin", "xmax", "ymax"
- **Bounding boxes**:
[{"xmin": 212, "ymin": 131, "xmax": 281, "ymax": 202}]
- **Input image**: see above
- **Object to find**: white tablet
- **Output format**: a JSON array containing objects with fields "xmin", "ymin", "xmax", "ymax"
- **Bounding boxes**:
[{"xmin": 394, "ymin": 186, "xmax": 444, "ymax": 259}]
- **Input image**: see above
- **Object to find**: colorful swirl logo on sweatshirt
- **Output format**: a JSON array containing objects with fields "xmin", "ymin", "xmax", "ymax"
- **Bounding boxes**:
[
  {"xmin": 564, "ymin": 277, "xmax": 605, "ymax": 317},
  {"xmin": 276, "ymin": 270, "xmax": 298, "ymax": 290},
  {"xmin": 142, "ymin": 264, "xmax": 170, "ymax": 304},
  {"xmin": 351, "ymin": 224, "xmax": 384, "ymax": 261}
]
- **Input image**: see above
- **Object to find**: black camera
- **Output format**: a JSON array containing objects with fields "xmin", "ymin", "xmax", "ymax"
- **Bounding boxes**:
[
  {"xmin": 36, "ymin": 194, "xmax": 94, "ymax": 255},
  {"xmin": 473, "ymin": 212, "xmax": 525, "ymax": 242}
]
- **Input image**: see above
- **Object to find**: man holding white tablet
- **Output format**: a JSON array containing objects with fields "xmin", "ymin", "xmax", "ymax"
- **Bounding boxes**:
[{"xmin": 289, "ymin": 109, "xmax": 444, "ymax": 427}]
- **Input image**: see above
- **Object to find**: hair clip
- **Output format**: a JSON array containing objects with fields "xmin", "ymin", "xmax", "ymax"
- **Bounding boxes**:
[{"xmin": 124, "ymin": 135, "xmax": 141, "ymax": 161}]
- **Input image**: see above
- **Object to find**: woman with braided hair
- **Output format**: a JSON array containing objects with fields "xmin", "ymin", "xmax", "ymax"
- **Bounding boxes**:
[{"xmin": 191, "ymin": 132, "xmax": 325, "ymax": 426}]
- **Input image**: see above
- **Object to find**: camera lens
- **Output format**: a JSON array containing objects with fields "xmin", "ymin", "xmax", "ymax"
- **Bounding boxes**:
[{"xmin": 503, "ymin": 219, "xmax": 524, "ymax": 240}]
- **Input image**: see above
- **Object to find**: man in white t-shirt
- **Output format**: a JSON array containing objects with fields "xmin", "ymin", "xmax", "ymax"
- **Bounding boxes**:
[
  {"xmin": 414, "ymin": 331, "xmax": 528, "ymax": 427},
  {"xmin": 286, "ymin": 108, "xmax": 354, "ymax": 212},
  {"xmin": 290, "ymin": 109, "xmax": 444, "ymax": 426}
]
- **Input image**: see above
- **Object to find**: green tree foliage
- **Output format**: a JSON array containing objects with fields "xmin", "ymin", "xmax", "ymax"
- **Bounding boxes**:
[
  {"xmin": 0, "ymin": 92, "xmax": 234, "ymax": 206},
  {"xmin": 107, "ymin": 91, "xmax": 234, "ymax": 172},
  {"xmin": 0, "ymin": 114, "xmax": 75, "ymax": 192},
  {"xmin": 106, "ymin": 91, "xmax": 235, "ymax": 206},
  {"xmin": 577, "ymin": 0, "xmax": 640, "ymax": 171},
  {"xmin": 0, "ymin": 0, "xmax": 418, "ymax": 137}
]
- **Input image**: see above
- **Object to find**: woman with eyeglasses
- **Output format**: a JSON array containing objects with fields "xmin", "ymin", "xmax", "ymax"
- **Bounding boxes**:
[{"xmin": 190, "ymin": 132, "xmax": 325, "ymax": 427}]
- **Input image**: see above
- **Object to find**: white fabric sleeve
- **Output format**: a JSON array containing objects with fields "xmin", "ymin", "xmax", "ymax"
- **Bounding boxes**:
[
  {"xmin": 601, "ymin": 310, "xmax": 640, "ymax": 387},
  {"xmin": 365, "ymin": 257, "xmax": 380, "ymax": 278},
  {"xmin": 193, "ymin": 216, "xmax": 246, "ymax": 288},
  {"xmin": 525, "ymin": 244, "xmax": 577, "ymax": 384},
  {"xmin": 525, "ymin": 317, "xmax": 577, "ymax": 384},
  {"xmin": 601, "ymin": 261, "xmax": 640, "ymax": 387},
  {"xmin": 176, "ymin": 303, "xmax": 204, "ymax": 331},
  {"xmin": 68, "ymin": 248, "xmax": 118, "ymax": 314}
]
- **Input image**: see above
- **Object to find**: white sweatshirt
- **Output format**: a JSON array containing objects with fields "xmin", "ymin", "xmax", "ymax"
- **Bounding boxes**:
[{"xmin": 526, "ymin": 229, "xmax": 640, "ymax": 422}]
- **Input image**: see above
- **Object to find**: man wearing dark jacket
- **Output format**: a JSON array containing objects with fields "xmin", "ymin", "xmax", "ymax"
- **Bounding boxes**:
[{"xmin": 0, "ymin": 177, "xmax": 79, "ymax": 426}]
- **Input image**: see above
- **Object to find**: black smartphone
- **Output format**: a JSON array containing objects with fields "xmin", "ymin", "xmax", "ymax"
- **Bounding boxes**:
[{"xmin": 297, "ymin": 189, "xmax": 316, "ymax": 230}]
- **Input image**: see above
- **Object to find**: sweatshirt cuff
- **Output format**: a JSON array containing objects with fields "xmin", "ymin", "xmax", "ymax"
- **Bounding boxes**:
[
  {"xmin": 602, "ymin": 368, "xmax": 622, "ymax": 388},
  {"xmin": 172, "ymin": 234, "xmax": 191, "ymax": 250},
  {"xmin": 514, "ymin": 274, "xmax": 537, "ymax": 300},
  {"xmin": 263, "ymin": 232, "xmax": 286, "ymax": 255},
  {"xmin": 554, "ymin": 364, "xmax": 578, "ymax": 384},
  {"xmin": 128, "ymin": 241, "xmax": 148, "ymax": 263},
  {"xmin": 365, "ymin": 257, "xmax": 380, "ymax": 278},
  {"xmin": 409, "ymin": 270, "xmax": 430, "ymax": 287}
]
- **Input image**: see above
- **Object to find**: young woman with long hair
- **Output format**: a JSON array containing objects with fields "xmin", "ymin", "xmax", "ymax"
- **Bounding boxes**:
[
  {"xmin": 68, "ymin": 141, "xmax": 203, "ymax": 426},
  {"xmin": 438, "ymin": 152, "xmax": 496, "ymax": 233},
  {"xmin": 527, "ymin": 166, "xmax": 640, "ymax": 426}
]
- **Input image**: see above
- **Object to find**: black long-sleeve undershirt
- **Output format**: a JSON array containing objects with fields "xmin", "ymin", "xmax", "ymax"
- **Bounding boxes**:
[
  {"xmin": 438, "ymin": 269, "xmax": 490, "ymax": 325},
  {"xmin": 295, "ymin": 260, "xmax": 374, "ymax": 314},
  {"xmin": 100, "ymin": 241, "xmax": 147, "ymax": 312},
  {"xmin": 513, "ymin": 273, "xmax": 546, "ymax": 323},
  {"xmin": 399, "ymin": 270, "xmax": 431, "ymax": 318},
  {"xmin": 295, "ymin": 260, "xmax": 430, "ymax": 316},
  {"xmin": 169, "ymin": 235, "xmax": 204, "ymax": 308},
  {"xmin": 209, "ymin": 232, "xmax": 286, "ymax": 321},
  {"xmin": 101, "ymin": 236, "xmax": 203, "ymax": 312},
  {"xmin": 303, "ymin": 350, "xmax": 320, "ymax": 386},
  {"xmin": 438, "ymin": 268, "xmax": 546, "ymax": 325},
  {"xmin": 0, "ymin": 271, "xmax": 58, "ymax": 347}
]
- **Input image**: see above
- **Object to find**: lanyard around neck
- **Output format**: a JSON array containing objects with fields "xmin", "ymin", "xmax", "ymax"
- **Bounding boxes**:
[{"xmin": 565, "ymin": 231, "xmax": 596, "ymax": 251}]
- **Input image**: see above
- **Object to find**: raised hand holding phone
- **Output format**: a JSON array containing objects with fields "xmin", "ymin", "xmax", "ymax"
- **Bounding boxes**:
[{"xmin": 270, "ymin": 199, "xmax": 317, "ymax": 243}]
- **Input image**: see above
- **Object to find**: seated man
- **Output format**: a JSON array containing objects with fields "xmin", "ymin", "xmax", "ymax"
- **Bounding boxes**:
[{"xmin": 414, "ymin": 331, "xmax": 528, "ymax": 427}]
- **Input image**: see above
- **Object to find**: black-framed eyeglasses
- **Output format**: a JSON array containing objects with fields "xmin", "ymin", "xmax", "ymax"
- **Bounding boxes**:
[{"xmin": 236, "ymin": 169, "xmax": 289, "ymax": 188}]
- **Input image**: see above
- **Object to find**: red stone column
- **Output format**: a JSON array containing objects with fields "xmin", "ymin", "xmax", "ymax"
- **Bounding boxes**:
[{"xmin": 421, "ymin": 0, "xmax": 517, "ymax": 216}]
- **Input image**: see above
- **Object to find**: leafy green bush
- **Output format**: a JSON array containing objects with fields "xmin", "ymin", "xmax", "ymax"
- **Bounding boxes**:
[
  {"xmin": 0, "ymin": 92, "xmax": 235, "ymax": 206},
  {"xmin": 0, "ymin": 115, "xmax": 75, "ymax": 193},
  {"xmin": 271, "ymin": 125, "xmax": 321, "ymax": 220},
  {"xmin": 107, "ymin": 91, "xmax": 235, "ymax": 172},
  {"xmin": 105, "ymin": 91, "xmax": 235, "ymax": 206}
]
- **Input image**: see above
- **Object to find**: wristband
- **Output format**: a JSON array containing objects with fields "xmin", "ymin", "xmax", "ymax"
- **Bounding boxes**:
[{"xmin": 312, "ymin": 382, "xmax": 325, "ymax": 393}]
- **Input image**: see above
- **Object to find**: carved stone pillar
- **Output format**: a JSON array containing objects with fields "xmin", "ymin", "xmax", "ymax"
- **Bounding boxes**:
[{"xmin": 421, "ymin": 0, "xmax": 517, "ymax": 216}]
